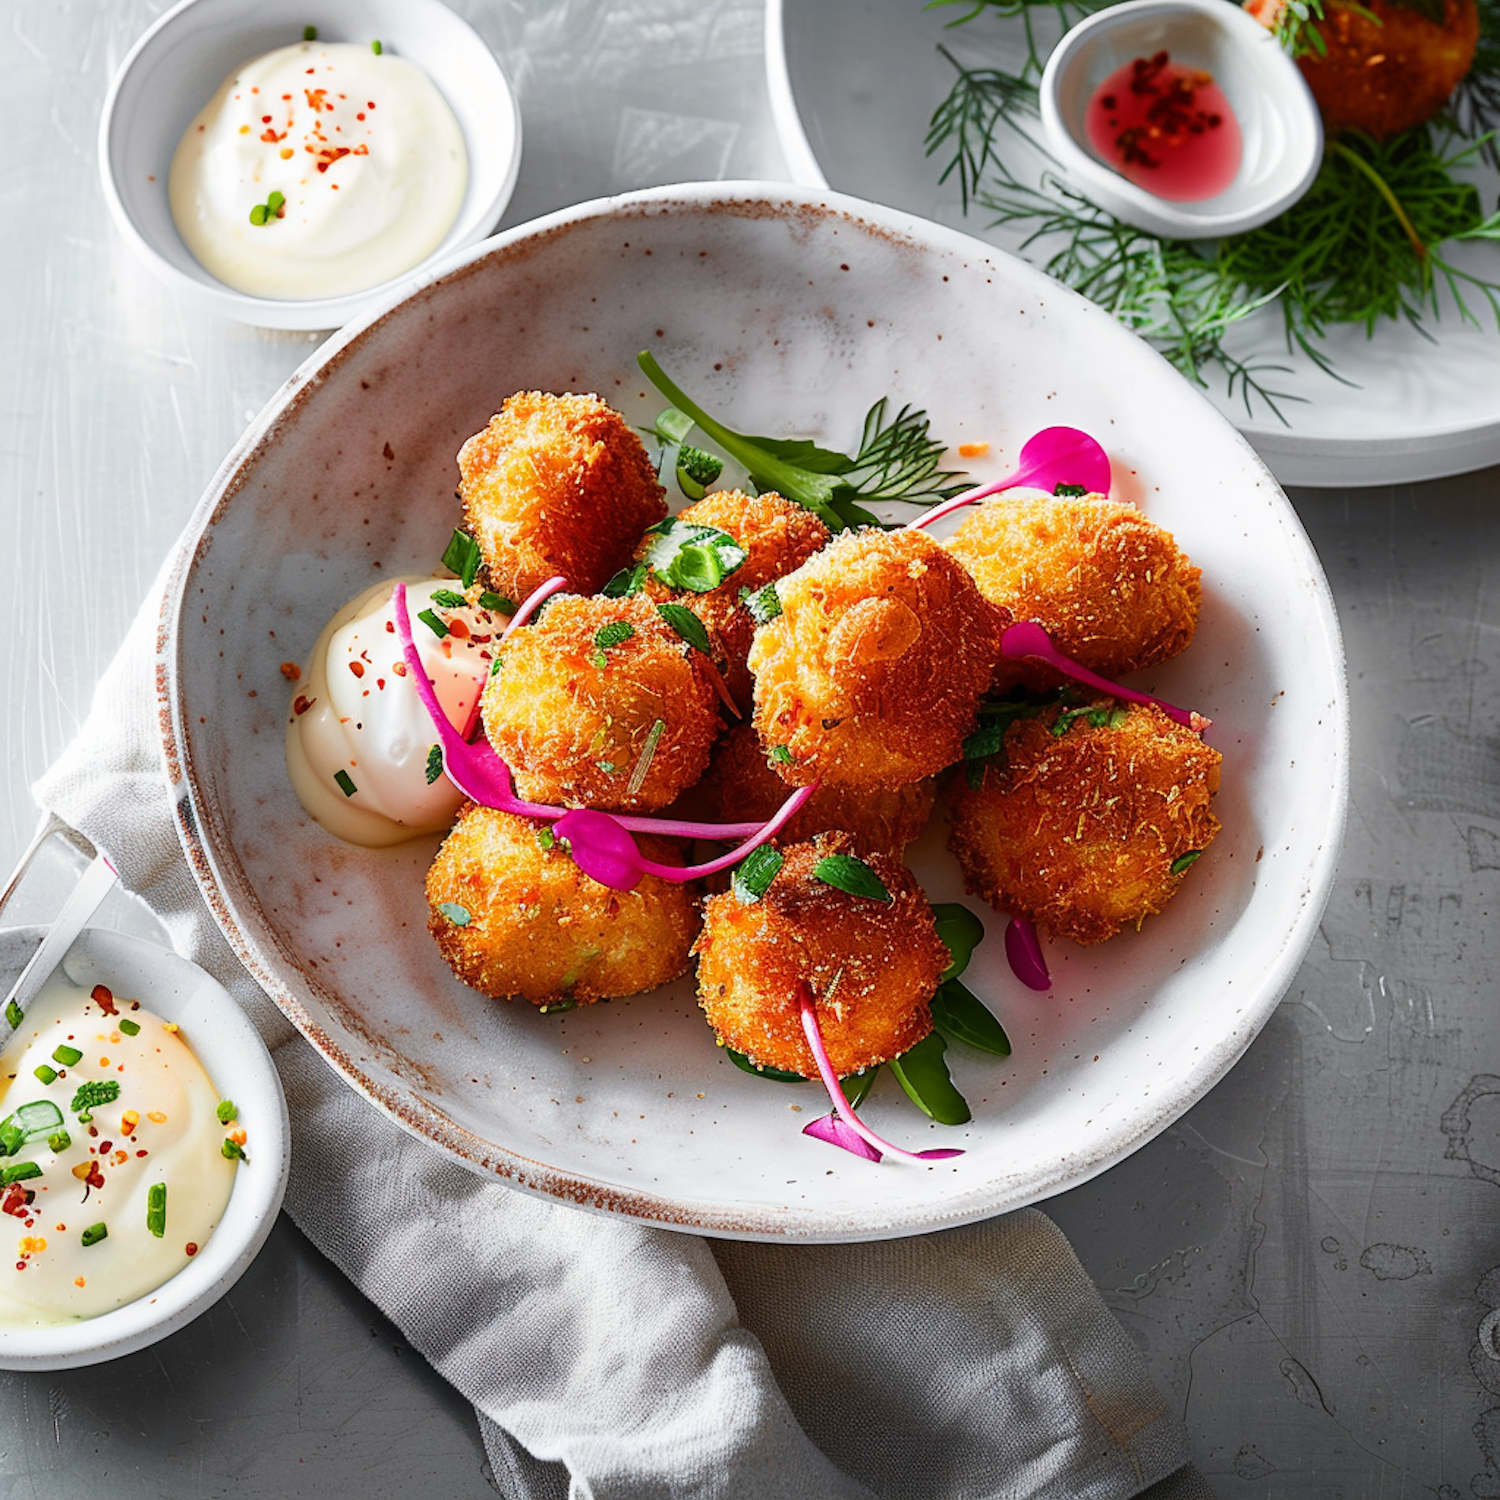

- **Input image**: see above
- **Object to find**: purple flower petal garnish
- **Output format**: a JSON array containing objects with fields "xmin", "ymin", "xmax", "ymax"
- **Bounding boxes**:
[
  {"xmin": 803, "ymin": 1113, "xmax": 883, "ymax": 1162},
  {"xmin": 1005, "ymin": 916, "xmax": 1052, "ymax": 992},
  {"xmin": 1000, "ymin": 620, "xmax": 1206, "ymax": 732}
]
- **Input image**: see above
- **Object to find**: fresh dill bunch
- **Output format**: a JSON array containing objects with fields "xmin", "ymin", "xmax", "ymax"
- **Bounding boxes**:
[
  {"xmin": 925, "ymin": 48, "xmax": 1040, "ymax": 213},
  {"xmin": 1449, "ymin": 0, "xmax": 1500, "ymax": 163}
]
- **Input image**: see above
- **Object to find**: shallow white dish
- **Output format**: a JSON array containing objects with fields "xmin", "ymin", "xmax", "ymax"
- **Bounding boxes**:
[
  {"xmin": 0, "ymin": 928, "xmax": 289, "ymax": 1369},
  {"xmin": 1039, "ymin": 0, "xmax": 1322, "ymax": 238},
  {"xmin": 98, "ymin": 0, "xmax": 521, "ymax": 331},
  {"xmin": 158, "ymin": 182, "xmax": 1346, "ymax": 1242},
  {"xmin": 767, "ymin": 0, "xmax": 1500, "ymax": 488}
]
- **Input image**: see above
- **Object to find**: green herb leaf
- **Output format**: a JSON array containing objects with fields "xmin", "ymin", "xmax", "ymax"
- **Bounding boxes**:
[
  {"xmin": 931, "ymin": 979, "xmax": 1011, "ymax": 1056},
  {"xmin": 70, "ymin": 1081, "xmax": 120, "ymax": 1120},
  {"xmin": 1053, "ymin": 482, "xmax": 1087, "ymax": 497},
  {"xmin": 840, "ymin": 1067, "xmax": 879, "ymax": 1110},
  {"xmin": 425, "ymin": 744, "xmax": 444, "ymax": 785},
  {"xmin": 732, "ymin": 845, "xmax": 785, "ymax": 904},
  {"xmin": 0, "ymin": 1100, "xmax": 64, "ymax": 1157},
  {"xmin": 431, "ymin": 588, "xmax": 467, "ymax": 608},
  {"xmin": 769, "ymin": 745, "xmax": 794, "ymax": 766},
  {"xmin": 655, "ymin": 602, "xmax": 712, "ymax": 655},
  {"xmin": 436, "ymin": 902, "xmax": 471, "ymax": 927},
  {"xmin": 479, "ymin": 591, "xmax": 514, "ymax": 614},
  {"xmin": 739, "ymin": 582, "xmax": 782, "ymax": 626},
  {"xmin": 726, "ymin": 1047, "xmax": 805, "ymax": 1082},
  {"xmin": 594, "ymin": 620, "xmax": 637, "ymax": 652},
  {"xmin": 146, "ymin": 1181, "xmax": 167, "ymax": 1238},
  {"xmin": 216, "ymin": 1099, "xmax": 238, "ymax": 1124},
  {"xmin": 222, "ymin": 1138, "xmax": 248, "ymax": 1162},
  {"xmin": 644, "ymin": 517, "xmax": 748, "ymax": 593},
  {"xmin": 1170, "ymin": 849, "xmax": 1203, "ymax": 875},
  {"xmin": 932, "ymin": 903, "xmax": 985, "ymax": 982},
  {"xmin": 812, "ymin": 854, "xmax": 892, "ymax": 903},
  {"xmin": 417, "ymin": 607, "xmax": 449, "ymax": 640},
  {"xmin": 441, "ymin": 528, "xmax": 482, "ymax": 588},
  {"xmin": 81, "ymin": 1222, "xmax": 108, "ymax": 1248},
  {"xmin": 602, "ymin": 562, "xmax": 649, "ymax": 598},
  {"xmin": 889, "ymin": 1031, "xmax": 971, "ymax": 1125},
  {"xmin": 334, "ymin": 769, "xmax": 357, "ymax": 797}
]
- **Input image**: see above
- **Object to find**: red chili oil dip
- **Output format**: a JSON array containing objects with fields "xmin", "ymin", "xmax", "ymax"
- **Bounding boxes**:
[{"xmin": 1085, "ymin": 51, "xmax": 1242, "ymax": 202}]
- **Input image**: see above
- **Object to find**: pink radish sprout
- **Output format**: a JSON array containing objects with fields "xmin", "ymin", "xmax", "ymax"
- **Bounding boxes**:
[
  {"xmin": 1004, "ymin": 917, "xmax": 1051, "ymax": 991},
  {"xmin": 796, "ymin": 981, "xmax": 963, "ymax": 1164},
  {"xmin": 910, "ymin": 427, "xmax": 1111, "ymax": 532},
  {"xmin": 802, "ymin": 1112, "xmax": 882, "ymax": 1161}
]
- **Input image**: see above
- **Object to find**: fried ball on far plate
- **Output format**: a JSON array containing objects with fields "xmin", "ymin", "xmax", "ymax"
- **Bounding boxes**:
[
  {"xmin": 482, "ymin": 594, "xmax": 721, "ymax": 813},
  {"xmin": 944, "ymin": 492, "xmax": 1201, "ymax": 693},
  {"xmin": 637, "ymin": 490, "xmax": 829, "ymax": 708},
  {"xmin": 426, "ymin": 804, "xmax": 698, "ymax": 1007},
  {"xmin": 684, "ymin": 723, "xmax": 934, "ymax": 860},
  {"xmin": 748, "ymin": 528, "xmax": 1005, "ymax": 788},
  {"xmin": 695, "ymin": 834, "xmax": 947, "ymax": 1077},
  {"xmin": 458, "ymin": 392, "xmax": 667, "ymax": 601},
  {"xmin": 948, "ymin": 700, "xmax": 1221, "ymax": 945}
]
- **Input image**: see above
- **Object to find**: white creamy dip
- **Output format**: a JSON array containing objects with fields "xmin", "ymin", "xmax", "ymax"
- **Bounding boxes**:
[
  {"xmin": 0, "ymin": 975, "xmax": 239, "ymax": 1327},
  {"xmin": 168, "ymin": 40, "xmax": 468, "ymax": 300},
  {"xmin": 286, "ymin": 576, "xmax": 510, "ymax": 846}
]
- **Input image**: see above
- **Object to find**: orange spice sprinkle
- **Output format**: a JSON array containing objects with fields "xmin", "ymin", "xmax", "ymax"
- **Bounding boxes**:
[
  {"xmin": 74, "ymin": 1277, "xmax": 86, "ymax": 1288},
  {"xmin": 958, "ymin": 442, "xmax": 990, "ymax": 459},
  {"xmin": 147, "ymin": 1111, "xmax": 168, "ymax": 1124}
]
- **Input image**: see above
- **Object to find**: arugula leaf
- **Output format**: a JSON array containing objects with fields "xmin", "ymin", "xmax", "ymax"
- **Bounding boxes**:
[
  {"xmin": 889, "ymin": 1032, "xmax": 971, "ymax": 1125},
  {"xmin": 931, "ymin": 980, "xmax": 1011, "ymax": 1057}
]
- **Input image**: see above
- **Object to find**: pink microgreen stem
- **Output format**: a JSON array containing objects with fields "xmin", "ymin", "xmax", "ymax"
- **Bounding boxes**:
[
  {"xmin": 910, "ymin": 427, "xmax": 1111, "ymax": 532},
  {"xmin": 1000, "ymin": 620, "xmax": 1208, "ymax": 732},
  {"xmin": 1004, "ymin": 916, "xmax": 1051, "ymax": 991},
  {"xmin": 505, "ymin": 575, "xmax": 569, "ymax": 634},
  {"xmin": 554, "ymin": 781, "xmax": 819, "ymax": 891},
  {"xmin": 802, "ymin": 1112, "xmax": 882, "ymax": 1161},
  {"xmin": 796, "ymin": 981, "xmax": 964, "ymax": 1164}
]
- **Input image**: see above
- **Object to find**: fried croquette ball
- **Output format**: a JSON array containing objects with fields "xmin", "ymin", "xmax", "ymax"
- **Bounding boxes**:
[
  {"xmin": 458, "ymin": 392, "xmax": 668, "ymax": 601},
  {"xmin": 944, "ymin": 492, "xmax": 1201, "ymax": 693},
  {"xmin": 1247, "ymin": 0, "xmax": 1478, "ymax": 139},
  {"xmin": 684, "ymin": 723, "xmax": 934, "ymax": 860},
  {"xmin": 481, "ymin": 594, "xmax": 721, "ymax": 813},
  {"xmin": 948, "ymin": 700, "xmax": 1221, "ymax": 946},
  {"xmin": 638, "ymin": 490, "xmax": 830, "ymax": 706},
  {"xmin": 748, "ymin": 528, "xmax": 1005, "ymax": 788},
  {"xmin": 426, "ymin": 804, "xmax": 698, "ymax": 1007},
  {"xmin": 695, "ymin": 834, "xmax": 947, "ymax": 1077}
]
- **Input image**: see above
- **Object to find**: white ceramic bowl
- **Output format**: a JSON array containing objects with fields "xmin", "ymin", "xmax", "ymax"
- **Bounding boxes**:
[
  {"xmin": 98, "ymin": 0, "xmax": 522, "ymax": 330},
  {"xmin": 159, "ymin": 182, "xmax": 1347, "ymax": 1242},
  {"xmin": 0, "ymin": 928, "xmax": 289, "ymax": 1369},
  {"xmin": 1040, "ymin": 0, "xmax": 1323, "ymax": 239}
]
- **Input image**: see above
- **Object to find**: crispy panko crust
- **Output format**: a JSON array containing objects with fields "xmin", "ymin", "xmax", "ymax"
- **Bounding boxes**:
[
  {"xmin": 695, "ymin": 834, "xmax": 946, "ymax": 1077},
  {"xmin": 748, "ymin": 528, "xmax": 1005, "ymax": 788},
  {"xmin": 481, "ymin": 594, "xmax": 721, "ymax": 812},
  {"xmin": 947, "ymin": 701, "xmax": 1221, "ymax": 945},
  {"xmin": 458, "ymin": 392, "xmax": 667, "ymax": 601},
  {"xmin": 682, "ymin": 723, "xmax": 934, "ymax": 859},
  {"xmin": 944, "ymin": 493, "xmax": 1201, "ymax": 692},
  {"xmin": 1247, "ymin": 0, "xmax": 1478, "ymax": 138},
  {"xmin": 640, "ymin": 490, "xmax": 830, "ymax": 708},
  {"xmin": 426, "ymin": 805, "xmax": 699, "ymax": 1007}
]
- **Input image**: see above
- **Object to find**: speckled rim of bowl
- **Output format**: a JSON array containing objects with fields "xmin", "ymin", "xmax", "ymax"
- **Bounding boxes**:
[
  {"xmin": 154, "ymin": 181, "xmax": 1350, "ymax": 1242},
  {"xmin": 97, "ymin": 0, "xmax": 523, "ymax": 331},
  {"xmin": 0, "ymin": 927, "xmax": 289, "ymax": 1369}
]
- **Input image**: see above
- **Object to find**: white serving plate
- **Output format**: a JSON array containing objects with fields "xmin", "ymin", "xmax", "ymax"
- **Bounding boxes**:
[
  {"xmin": 766, "ymin": 0, "xmax": 1500, "ymax": 489},
  {"xmin": 158, "ymin": 183, "xmax": 1347, "ymax": 1241}
]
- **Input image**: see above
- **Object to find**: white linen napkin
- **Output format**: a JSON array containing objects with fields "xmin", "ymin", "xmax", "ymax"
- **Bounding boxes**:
[{"xmin": 31, "ymin": 556, "xmax": 1212, "ymax": 1500}]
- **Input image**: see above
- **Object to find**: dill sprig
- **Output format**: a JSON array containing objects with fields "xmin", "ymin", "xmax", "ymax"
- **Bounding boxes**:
[
  {"xmin": 1450, "ymin": 0, "xmax": 1500, "ymax": 163},
  {"xmin": 925, "ymin": 48, "xmax": 1039, "ymax": 213}
]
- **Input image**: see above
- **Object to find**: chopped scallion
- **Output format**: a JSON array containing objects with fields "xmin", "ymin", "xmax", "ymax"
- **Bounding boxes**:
[
  {"xmin": 146, "ymin": 1182, "xmax": 167, "ymax": 1238},
  {"xmin": 431, "ymin": 588, "xmax": 467, "ymax": 608},
  {"xmin": 5, "ymin": 1000, "xmax": 22, "ymax": 1029},
  {"xmin": 436, "ymin": 901, "xmax": 471, "ymax": 927},
  {"xmin": 33, "ymin": 1065, "xmax": 56, "ymax": 1086},
  {"xmin": 417, "ymin": 607, "xmax": 449, "ymax": 640},
  {"xmin": 216, "ymin": 1100, "xmax": 238, "ymax": 1124},
  {"xmin": 47, "ymin": 1130, "xmax": 70, "ymax": 1154},
  {"xmin": 334, "ymin": 769, "xmax": 357, "ymax": 797},
  {"xmin": 479, "ymin": 591, "xmax": 514, "ymax": 614},
  {"xmin": 303, "ymin": 24, "xmax": 317, "ymax": 40},
  {"xmin": 732, "ymin": 845, "xmax": 784, "ymax": 904},
  {"xmin": 80, "ymin": 1223, "xmax": 108, "ymax": 1248},
  {"xmin": 1170, "ymin": 850, "xmax": 1203, "ymax": 876},
  {"xmin": 222, "ymin": 1138, "xmax": 247, "ymax": 1162},
  {"xmin": 0, "ymin": 1161, "xmax": 42, "ymax": 1187},
  {"xmin": 52, "ymin": 1045, "xmax": 82, "ymax": 1067},
  {"xmin": 440, "ymin": 528, "xmax": 482, "ymax": 588},
  {"xmin": 371, "ymin": 38, "xmax": 383, "ymax": 53},
  {"xmin": 118, "ymin": 1018, "xmax": 140, "ymax": 1037}
]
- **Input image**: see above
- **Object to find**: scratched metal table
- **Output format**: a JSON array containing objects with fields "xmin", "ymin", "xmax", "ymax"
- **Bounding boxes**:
[{"xmin": 1, "ymin": 2, "xmax": 1496, "ymax": 1494}]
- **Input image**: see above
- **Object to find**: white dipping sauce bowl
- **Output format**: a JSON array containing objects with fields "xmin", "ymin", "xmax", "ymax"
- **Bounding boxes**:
[
  {"xmin": 1040, "ymin": 0, "xmax": 1323, "ymax": 239},
  {"xmin": 0, "ymin": 928, "xmax": 289, "ymax": 1370},
  {"xmin": 98, "ymin": 0, "xmax": 522, "ymax": 330}
]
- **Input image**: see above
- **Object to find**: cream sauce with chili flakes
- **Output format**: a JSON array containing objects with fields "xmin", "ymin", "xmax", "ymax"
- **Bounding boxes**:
[
  {"xmin": 0, "ymin": 976, "xmax": 237, "ymax": 1326},
  {"xmin": 168, "ymin": 40, "xmax": 468, "ymax": 301},
  {"xmin": 286, "ymin": 576, "xmax": 511, "ymax": 847}
]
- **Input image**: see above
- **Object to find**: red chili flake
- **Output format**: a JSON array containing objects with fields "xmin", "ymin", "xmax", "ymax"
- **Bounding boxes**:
[
  {"xmin": 305, "ymin": 87, "xmax": 330, "ymax": 111},
  {"xmin": 357, "ymin": 112, "xmax": 366, "ymax": 121},
  {"xmin": 135, "ymin": 1150, "xmax": 148, "ymax": 1158},
  {"xmin": 375, "ymin": 678, "xmax": 385, "ymax": 690},
  {"xmin": 447, "ymin": 618, "xmax": 471, "ymax": 641},
  {"xmin": 280, "ymin": 661, "xmax": 301, "ymax": 681},
  {"xmin": 99, "ymin": 1141, "xmax": 113, "ymax": 1154},
  {"xmin": 2, "ymin": 1186, "xmax": 30, "ymax": 1218},
  {"xmin": 14, "ymin": 1263, "xmax": 24, "ymax": 1272},
  {"xmin": 349, "ymin": 660, "xmax": 365, "ymax": 678},
  {"xmin": 293, "ymin": 694, "xmax": 316, "ymax": 716},
  {"xmin": 391, "ymin": 661, "xmax": 407, "ymax": 677},
  {"xmin": 91, "ymin": 984, "xmax": 118, "ymax": 1016},
  {"xmin": 185, "ymin": 1243, "xmax": 199, "ymax": 1256}
]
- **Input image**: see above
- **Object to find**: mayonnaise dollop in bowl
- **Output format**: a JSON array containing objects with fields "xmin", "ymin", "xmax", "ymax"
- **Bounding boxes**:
[
  {"xmin": 0, "ymin": 927, "xmax": 288, "ymax": 1370},
  {"xmin": 99, "ymin": 0, "xmax": 521, "ymax": 330}
]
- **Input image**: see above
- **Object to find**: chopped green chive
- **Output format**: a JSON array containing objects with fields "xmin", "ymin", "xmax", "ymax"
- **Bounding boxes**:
[
  {"xmin": 676, "ymin": 443, "xmax": 724, "ymax": 501},
  {"xmin": 538, "ymin": 998, "xmax": 578, "ymax": 1015},
  {"xmin": 334, "ymin": 769, "xmax": 357, "ymax": 797},
  {"xmin": 769, "ymin": 745, "xmax": 794, "ymax": 766},
  {"xmin": 732, "ymin": 845, "xmax": 784, "ymax": 904},
  {"xmin": 656, "ymin": 602, "xmax": 712, "ymax": 655},
  {"xmin": 536, "ymin": 826, "xmax": 557, "ymax": 852},
  {"xmin": 80, "ymin": 1223, "xmax": 108, "ymax": 1248},
  {"xmin": 0, "ymin": 1161, "xmax": 42, "ymax": 1187},
  {"xmin": 303, "ymin": 24, "xmax": 317, "ymax": 40},
  {"xmin": 216, "ymin": 1100, "xmax": 238, "ymax": 1124},
  {"xmin": 479, "ymin": 591, "xmax": 515, "ymax": 614},
  {"xmin": 52, "ymin": 1045, "xmax": 82, "ymax": 1068},
  {"xmin": 425, "ymin": 743, "xmax": 444, "ymax": 785},
  {"xmin": 431, "ymin": 588, "xmax": 467, "ymax": 608},
  {"xmin": 436, "ymin": 901, "xmax": 471, "ymax": 927},
  {"xmin": 1170, "ymin": 850, "xmax": 1203, "ymax": 876},
  {"xmin": 249, "ymin": 203, "xmax": 269, "ymax": 226},
  {"xmin": 33, "ymin": 1064, "xmax": 56, "ymax": 1086},
  {"xmin": 655, "ymin": 407, "xmax": 695, "ymax": 445},
  {"xmin": 1053, "ymin": 482, "xmax": 1088, "ymax": 497},
  {"xmin": 47, "ymin": 1130, "xmax": 70, "ymax": 1154},
  {"xmin": 5, "ymin": 1000, "xmax": 22, "ymax": 1029},
  {"xmin": 740, "ymin": 582, "xmax": 782, "ymax": 626},
  {"xmin": 417, "ymin": 607, "xmax": 449, "ymax": 640},
  {"xmin": 222, "ymin": 1138, "xmax": 247, "ymax": 1162},
  {"xmin": 811, "ymin": 854, "xmax": 893, "ymax": 904},
  {"xmin": 118, "ymin": 1017, "xmax": 140, "ymax": 1037},
  {"xmin": 371, "ymin": 38, "xmax": 383, "ymax": 53},
  {"xmin": 146, "ymin": 1182, "xmax": 167, "ymax": 1238},
  {"xmin": 440, "ymin": 528, "xmax": 482, "ymax": 587},
  {"xmin": 625, "ymin": 719, "xmax": 666, "ymax": 798},
  {"xmin": 643, "ymin": 518, "xmax": 746, "ymax": 594}
]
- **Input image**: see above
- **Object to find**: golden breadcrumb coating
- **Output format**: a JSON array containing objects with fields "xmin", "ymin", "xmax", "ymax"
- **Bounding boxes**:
[
  {"xmin": 695, "ymin": 834, "xmax": 947, "ymax": 1077},
  {"xmin": 682, "ymin": 722, "xmax": 934, "ymax": 859},
  {"xmin": 947, "ymin": 701, "xmax": 1221, "ymax": 945},
  {"xmin": 1247, "ymin": 0, "xmax": 1478, "ymax": 139},
  {"xmin": 426, "ymin": 804, "xmax": 698, "ymax": 1007},
  {"xmin": 639, "ymin": 490, "xmax": 830, "ymax": 708},
  {"xmin": 458, "ymin": 392, "xmax": 667, "ymax": 601},
  {"xmin": 944, "ymin": 493, "xmax": 1201, "ymax": 692},
  {"xmin": 481, "ymin": 594, "xmax": 721, "ymax": 813},
  {"xmin": 748, "ymin": 528, "xmax": 1005, "ymax": 788}
]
